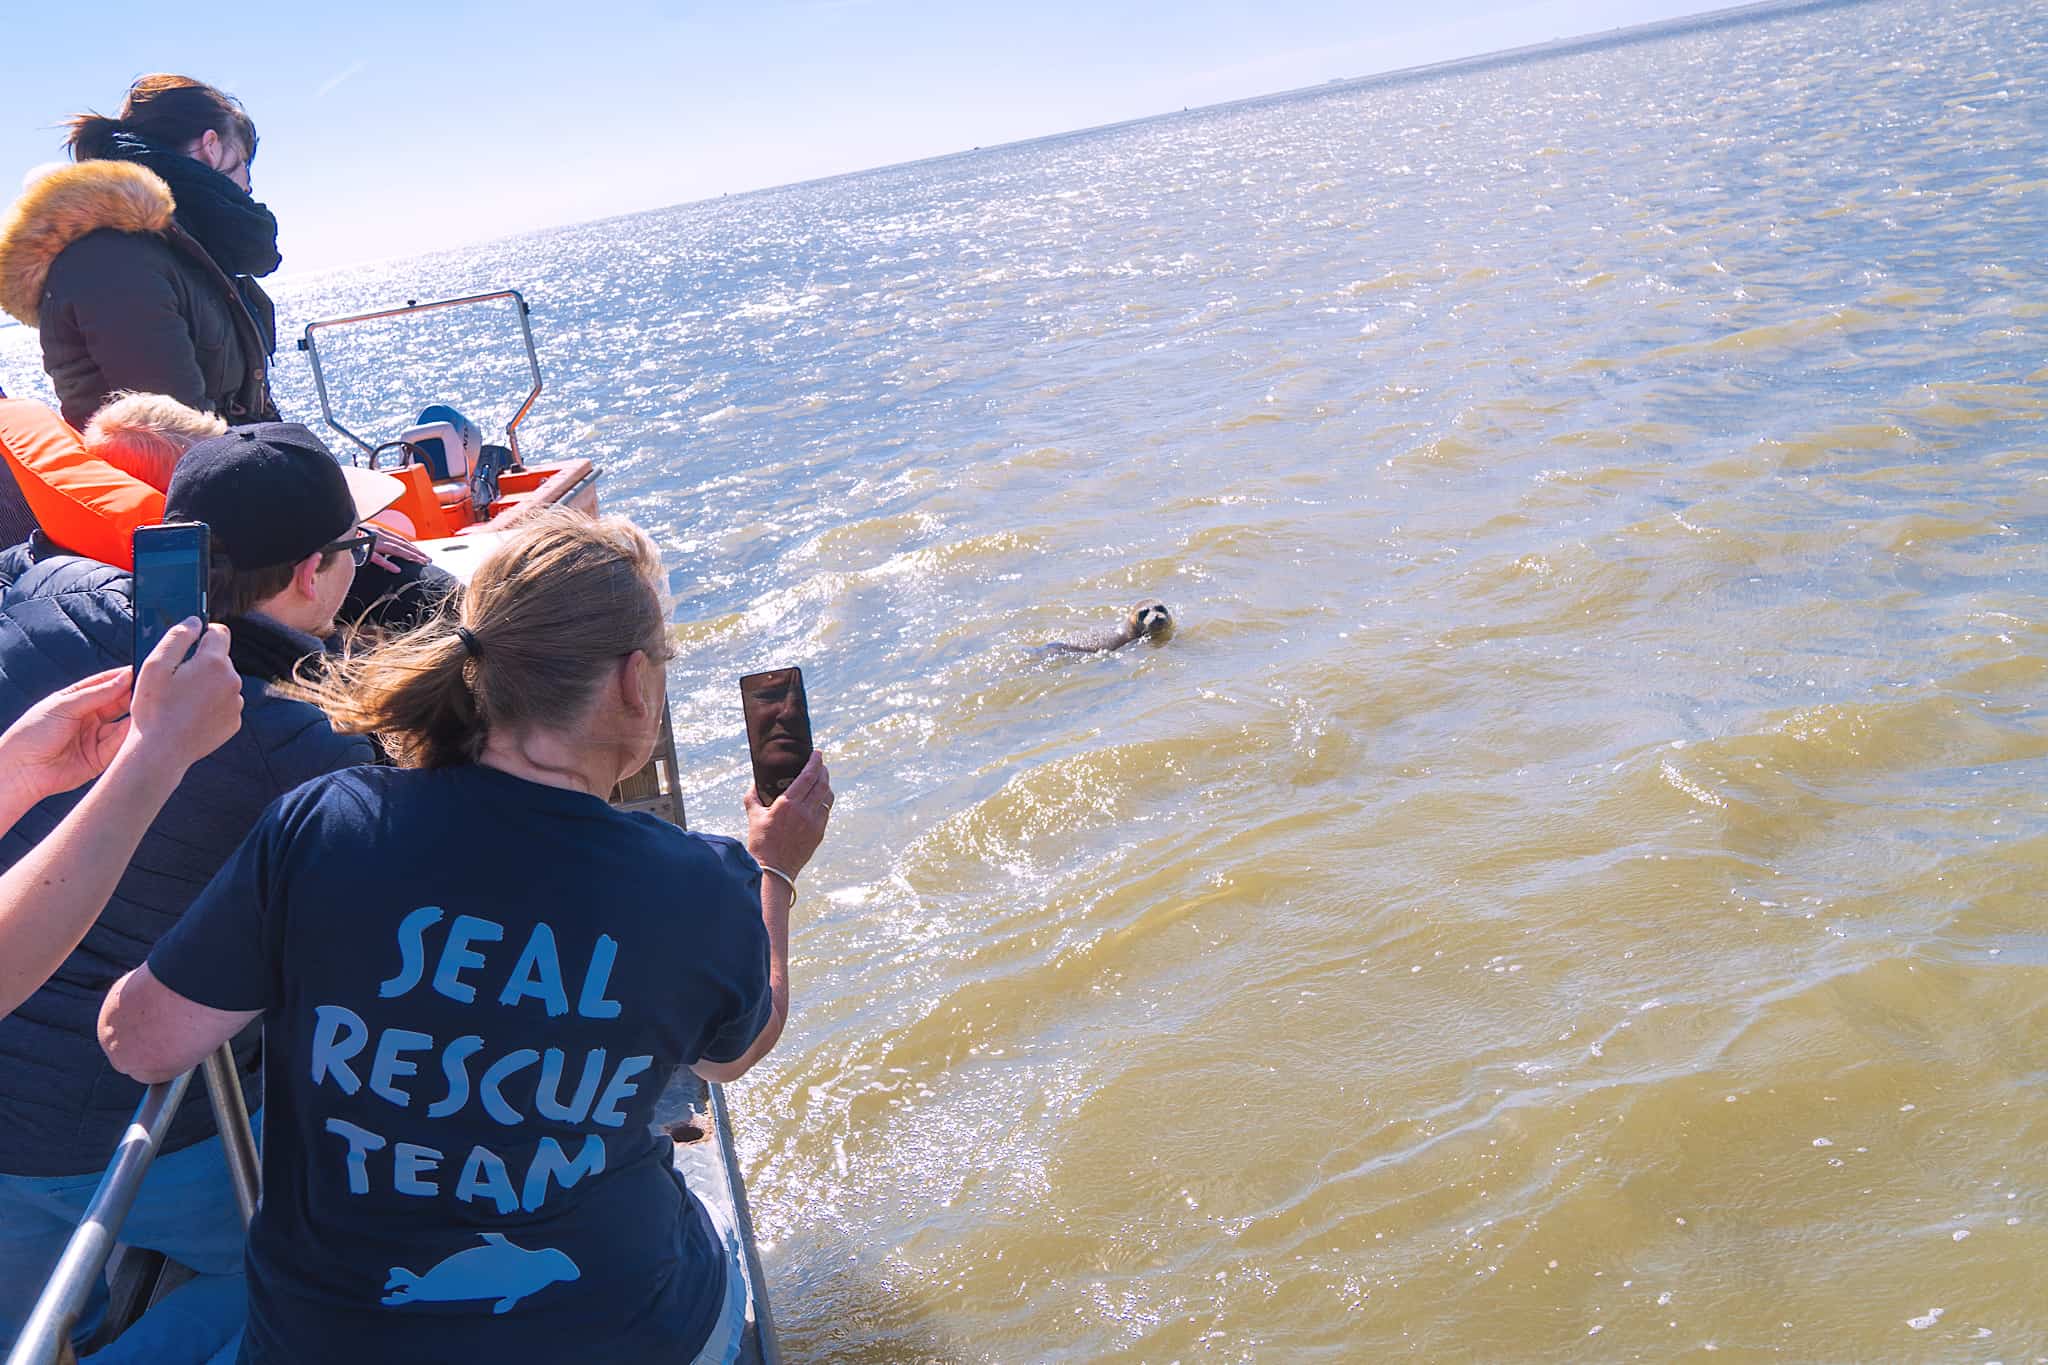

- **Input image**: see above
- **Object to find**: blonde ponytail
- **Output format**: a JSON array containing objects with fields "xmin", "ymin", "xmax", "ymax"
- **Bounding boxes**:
[{"xmin": 295, "ymin": 509, "xmax": 671, "ymax": 769}]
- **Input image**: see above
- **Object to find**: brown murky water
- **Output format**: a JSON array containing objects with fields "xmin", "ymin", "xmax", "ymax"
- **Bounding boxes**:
[{"xmin": 8, "ymin": 0, "xmax": 2043, "ymax": 1357}]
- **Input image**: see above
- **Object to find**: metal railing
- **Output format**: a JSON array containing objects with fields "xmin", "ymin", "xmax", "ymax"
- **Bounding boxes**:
[
  {"xmin": 5, "ymin": 1042, "xmax": 255, "ymax": 1365},
  {"xmin": 199, "ymin": 1048, "xmax": 261, "ymax": 1226},
  {"xmin": 298, "ymin": 290, "xmax": 544, "ymax": 467}
]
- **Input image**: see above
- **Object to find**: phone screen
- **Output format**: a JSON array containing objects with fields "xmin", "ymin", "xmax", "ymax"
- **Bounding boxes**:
[
  {"xmin": 132, "ymin": 522, "xmax": 211, "ymax": 664},
  {"xmin": 740, "ymin": 667, "xmax": 813, "ymax": 805}
]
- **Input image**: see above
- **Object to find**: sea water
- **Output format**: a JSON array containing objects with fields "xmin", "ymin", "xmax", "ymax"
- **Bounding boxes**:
[{"xmin": 3, "ymin": 0, "xmax": 2042, "ymax": 1356}]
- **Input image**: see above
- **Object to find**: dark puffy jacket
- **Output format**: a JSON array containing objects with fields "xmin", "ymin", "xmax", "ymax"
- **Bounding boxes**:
[
  {"xmin": 0, "ymin": 547, "xmax": 372, "ymax": 1176},
  {"xmin": 0, "ymin": 160, "xmax": 275, "ymax": 428}
]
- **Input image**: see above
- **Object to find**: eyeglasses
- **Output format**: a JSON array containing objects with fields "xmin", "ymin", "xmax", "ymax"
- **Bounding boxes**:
[{"xmin": 325, "ymin": 530, "xmax": 377, "ymax": 568}]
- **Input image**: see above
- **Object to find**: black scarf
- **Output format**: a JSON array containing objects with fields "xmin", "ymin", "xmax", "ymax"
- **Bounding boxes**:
[{"xmin": 101, "ymin": 132, "xmax": 282, "ymax": 278}]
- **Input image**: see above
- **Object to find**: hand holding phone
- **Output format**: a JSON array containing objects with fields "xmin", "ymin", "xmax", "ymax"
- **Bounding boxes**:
[
  {"xmin": 126, "ymin": 619, "xmax": 244, "ymax": 775},
  {"xmin": 740, "ymin": 667, "xmax": 813, "ymax": 806},
  {"xmin": 743, "ymin": 749, "xmax": 832, "ymax": 887},
  {"xmin": 131, "ymin": 522, "xmax": 210, "ymax": 665}
]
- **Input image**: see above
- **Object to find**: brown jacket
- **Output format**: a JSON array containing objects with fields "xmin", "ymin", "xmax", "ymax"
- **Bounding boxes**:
[{"xmin": 0, "ymin": 160, "xmax": 274, "ymax": 428}]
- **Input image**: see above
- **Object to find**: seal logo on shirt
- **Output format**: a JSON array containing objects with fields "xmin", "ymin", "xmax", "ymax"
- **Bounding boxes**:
[{"xmin": 383, "ymin": 1232, "xmax": 581, "ymax": 1315}]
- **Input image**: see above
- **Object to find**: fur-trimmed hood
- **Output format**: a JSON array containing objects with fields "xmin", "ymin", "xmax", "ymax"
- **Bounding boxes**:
[{"xmin": 0, "ymin": 161, "xmax": 175, "ymax": 327}]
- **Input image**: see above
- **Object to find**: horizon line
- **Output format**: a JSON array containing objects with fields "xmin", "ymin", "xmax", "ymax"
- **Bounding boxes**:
[{"xmin": 10, "ymin": 0, "xmax": 1876, "ymax": 302}]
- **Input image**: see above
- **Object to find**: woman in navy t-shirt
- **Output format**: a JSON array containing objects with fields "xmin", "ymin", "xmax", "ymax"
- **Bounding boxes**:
[{"xmin": 98, "ymin": 508, "xmax": 833, "ymax": 1364}]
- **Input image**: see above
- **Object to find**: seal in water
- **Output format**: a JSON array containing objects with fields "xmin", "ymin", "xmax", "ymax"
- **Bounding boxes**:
[{"xmin": 1048, "ymin": 599, "xmax": 1174, "ymax": 654}]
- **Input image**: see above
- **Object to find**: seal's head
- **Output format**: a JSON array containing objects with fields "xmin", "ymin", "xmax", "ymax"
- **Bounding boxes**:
[{"xmin": 1130, "ymin": 598, "xmax": 1174, "ymax": 642}]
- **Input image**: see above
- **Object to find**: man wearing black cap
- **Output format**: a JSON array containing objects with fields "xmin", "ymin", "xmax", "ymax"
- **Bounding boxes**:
[
  {"xmin": 0, "ymin": 423, "xmax": 381, "ymax": 1362},
  {"xmin": 166, "ymin": 422, "xmax": 396, "ymax": 668}
]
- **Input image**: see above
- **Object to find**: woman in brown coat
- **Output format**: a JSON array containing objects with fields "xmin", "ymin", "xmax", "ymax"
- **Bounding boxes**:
[{"xmin": 0, "ymin": 75, "xmax": 281, "ymax": 429}]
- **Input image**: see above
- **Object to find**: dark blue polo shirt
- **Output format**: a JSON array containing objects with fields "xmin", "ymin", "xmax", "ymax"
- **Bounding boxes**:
[{"xmin": 148, "ymin": 762, "xmax": 771, "ymax": 1363}]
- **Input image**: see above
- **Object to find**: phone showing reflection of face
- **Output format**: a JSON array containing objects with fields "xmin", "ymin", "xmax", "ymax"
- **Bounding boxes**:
[
  {"xmin": 132, "ymin": 522, "xmax": 210, "ymax": 665},
  {"xmin": 740, "ymin": 667, "xmax": 813, "ymax": 806}
]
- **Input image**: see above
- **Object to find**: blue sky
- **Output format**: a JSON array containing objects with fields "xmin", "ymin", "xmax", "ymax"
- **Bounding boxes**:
[{"xmin": 4, "ymin": 0, "xmax": 1724, "ymax": 278}]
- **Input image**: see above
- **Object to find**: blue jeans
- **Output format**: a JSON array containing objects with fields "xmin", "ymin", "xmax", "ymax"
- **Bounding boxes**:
[{"xmin": 0, "ymin": 1117, "xmax": 257, "ymax": 1365}]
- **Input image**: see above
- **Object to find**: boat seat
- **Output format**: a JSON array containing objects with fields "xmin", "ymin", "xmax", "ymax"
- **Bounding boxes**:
[{"xmin": 398, "ymin": 406, "xmax": 477, "ymax": 482}]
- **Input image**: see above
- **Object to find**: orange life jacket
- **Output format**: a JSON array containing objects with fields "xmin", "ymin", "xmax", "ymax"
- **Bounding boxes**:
[{"xmin": 0, "ymin": 398, "xmax": 163, "ymax": 570}]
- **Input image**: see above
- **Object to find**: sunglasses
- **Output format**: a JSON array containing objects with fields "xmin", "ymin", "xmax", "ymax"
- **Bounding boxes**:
[{"xmin": 325, "ymin": 530, "xmax": 377, "ymax": 568}]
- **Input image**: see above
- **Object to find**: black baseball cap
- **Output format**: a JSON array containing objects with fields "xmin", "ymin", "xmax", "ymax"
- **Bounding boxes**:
[{"xmin": 165, "ymin": 423, "xmax": 400, "ymax": 570}]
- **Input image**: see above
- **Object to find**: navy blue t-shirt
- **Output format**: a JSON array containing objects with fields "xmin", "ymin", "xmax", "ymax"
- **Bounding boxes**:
[{"xmin": 147, "ymin": 763, "xmax": 772, "ymax": 1364}]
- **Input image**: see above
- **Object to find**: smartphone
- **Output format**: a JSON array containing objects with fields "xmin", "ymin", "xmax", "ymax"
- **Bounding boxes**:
[
  {"xmin": 740, "ymin": 667, "xmax": 813, "ymax": 806},
  {"xmin": 131, "ymin": 522, "xmax": 210, "ymax": 664}
]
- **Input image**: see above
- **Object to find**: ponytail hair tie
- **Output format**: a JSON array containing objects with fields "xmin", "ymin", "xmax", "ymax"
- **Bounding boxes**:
[{"xmin": 455, "ymin": 626, "xmax": 483, "ymax": 660}]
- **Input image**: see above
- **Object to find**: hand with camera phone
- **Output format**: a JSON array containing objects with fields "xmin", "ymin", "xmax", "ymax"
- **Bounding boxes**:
[
  {"xmin": 739, "ymin": 668, "xmax": 831, "ymax": 883},
  {"xmin": 0, "ymin": 620, "xmax": 243, "ymax": 1019},
  {"xmin": 693, "ymin": 671, "xmax": 831, "ymax": 1085},
  {"xmin": 121, "ymin": 618, "xmax": 245, "ymax": 778},
  {"xmin": 0, "ymin": 619, "xmax": 244, "ymax": 814},
  {"xmin": 131, "ymin": 521, "xmax": 210, "ymax": 666},
  {"xmin": 743, "ymin": 751, "xmax": 832, "ymax": 883}
]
